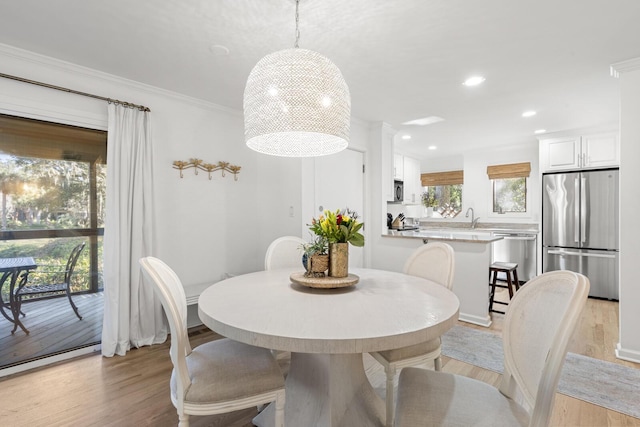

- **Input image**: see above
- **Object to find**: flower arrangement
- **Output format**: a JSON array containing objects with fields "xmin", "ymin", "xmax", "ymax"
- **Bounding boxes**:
[
  {"xmin": 301, "ymin": 235, "xmax": 328, "ymax": 257},
  {"xmin": 309, "ymin": 208, "xmax": 364, "ymax": 247}
]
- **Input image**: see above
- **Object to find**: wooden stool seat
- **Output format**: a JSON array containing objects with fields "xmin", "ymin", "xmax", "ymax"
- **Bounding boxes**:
[{"xmin": 489, "ymin": 262, "xmax": 520, "ymax": 314}]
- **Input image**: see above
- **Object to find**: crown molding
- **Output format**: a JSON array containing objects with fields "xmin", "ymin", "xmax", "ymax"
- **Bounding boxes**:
[
  {"xmin": 610, "ymin": 57, "xmax": 640, "ymax": 78},
  {"xmin": 0, "ymin": 43, "xmax": 241, "ymax": 116}
]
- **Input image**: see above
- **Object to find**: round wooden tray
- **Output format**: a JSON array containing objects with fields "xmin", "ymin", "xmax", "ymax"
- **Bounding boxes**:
[{"xmin": 290, "ymin": 272, "xmax": 359, "ymax": 289}]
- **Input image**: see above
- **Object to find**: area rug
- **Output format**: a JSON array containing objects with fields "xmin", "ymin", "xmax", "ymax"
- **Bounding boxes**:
[{"xmin": 441, "ymin": 325, "xmax": 640, "ymax": 419}]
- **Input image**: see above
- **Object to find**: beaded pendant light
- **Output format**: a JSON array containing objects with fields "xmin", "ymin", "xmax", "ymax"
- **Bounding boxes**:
[{"xmin": 243, "ymin": 0, "xmax": 350, "ymax": 157}]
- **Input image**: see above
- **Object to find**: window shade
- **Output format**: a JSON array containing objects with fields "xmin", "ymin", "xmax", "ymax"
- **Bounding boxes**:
[
  {"xmin": 486, "ymin": 162, "xmax": 531, "ymax": 179},
  {"xmin": 421, "ymin": 170, "xmax": 463, "ymax": 186},
  {"xmin": 0, "ymin": 114, "xmax": 107, "ymax": 164}
]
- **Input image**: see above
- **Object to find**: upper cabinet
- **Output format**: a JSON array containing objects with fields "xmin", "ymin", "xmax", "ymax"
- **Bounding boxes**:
[
  {"xmin": 539, "ymin": 132, "xmax": 619, "ymax": 172},
  {"xmin": 582, "ymin": 133, "xmax": 619, "ymax": 168},
  {"xmin": 393, "ymin": 153, "xmax": 404, "ymax": 180},
  {"xmin": 399, "ymin": 155, "xmax": 421, "ymax": 204},
  {"xmin": 381, "ymin": 127, "xmax": 395, "ymax": 202}
]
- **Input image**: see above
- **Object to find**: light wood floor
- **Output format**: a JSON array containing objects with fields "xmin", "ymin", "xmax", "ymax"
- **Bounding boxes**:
[{"xmin": 0, "ymin": 297, "xmax": 637, "ymax": 427}]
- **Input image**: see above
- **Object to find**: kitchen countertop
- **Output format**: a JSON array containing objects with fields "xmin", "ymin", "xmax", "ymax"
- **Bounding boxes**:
[
  {"xmin": 385, "ymin": 229, "xmax": 503, "ymax": 243},
  {"xmin": 418, "ymin": 221, "xmax": 539, "ymax": 235}
]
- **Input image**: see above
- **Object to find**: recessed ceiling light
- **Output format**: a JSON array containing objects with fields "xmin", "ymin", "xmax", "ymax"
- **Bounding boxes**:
[
  {"xmin": 534, "ymin": 129, "xmax": 547, "ymax": 134},
  {"xmin": 401, "ymin": 135, "xmax": 411, "ymax": 140},
  {"xmin": 522, "ymin": 110, "xmax": 537, "ymax": 118},
  {"xmin": 463, "ymin": 76, "xmax": 485, "ymax": 87},
  {"xmin": 402, "ymin": 116, "xmax": 444, "ymax": 126},
  {"xmin": 428, "ymin": 146, "xmax": 437, "ymax": 150}
]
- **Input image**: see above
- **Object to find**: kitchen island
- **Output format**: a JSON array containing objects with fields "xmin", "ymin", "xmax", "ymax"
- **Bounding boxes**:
[{"xmin": 384, "ymin": 229, "xmax": 503, "ymax": 327}]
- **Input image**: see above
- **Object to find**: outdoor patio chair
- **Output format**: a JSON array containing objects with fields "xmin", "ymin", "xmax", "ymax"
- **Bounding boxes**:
[{"xmin": 15, "ymin": 241, "xmax": 86, "ymax": 320}]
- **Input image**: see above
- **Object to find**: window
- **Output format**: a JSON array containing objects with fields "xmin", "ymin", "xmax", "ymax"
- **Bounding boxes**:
[
  {"xmin": 421, "ymin": 170, "xmax": 463, "ymax": 218},
  {"xmin": 493, "ymin": 177, "xmax": 526, "ymax": 213},
  {"xmin": 487, "ymin": 162, "xmax": 530, "ymax": 214},
  {"xmin": 0, "ymin": 114, "xmax": 106, "ymax": 294}
]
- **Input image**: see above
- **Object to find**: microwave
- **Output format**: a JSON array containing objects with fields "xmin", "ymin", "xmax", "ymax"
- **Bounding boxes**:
[{"xmin": 393, "ymin": 180, "xmax": 403, "ymax": 203}]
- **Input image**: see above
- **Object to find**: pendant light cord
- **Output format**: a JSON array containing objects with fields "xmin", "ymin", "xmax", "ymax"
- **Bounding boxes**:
[{"xmin": 294, "ymin": 0, "xmax": 300, "ymax": 48}]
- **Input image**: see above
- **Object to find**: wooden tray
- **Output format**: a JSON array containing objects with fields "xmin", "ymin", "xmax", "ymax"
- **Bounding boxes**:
[{"xmin": 290, "ymin": 272, "xmax": 359, "ymax": 289}]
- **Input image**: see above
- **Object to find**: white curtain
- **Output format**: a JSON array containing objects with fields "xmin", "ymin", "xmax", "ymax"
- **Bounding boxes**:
[{"xmin": 101, "ymin": 103, "xmax": 167, "ymax": 357}]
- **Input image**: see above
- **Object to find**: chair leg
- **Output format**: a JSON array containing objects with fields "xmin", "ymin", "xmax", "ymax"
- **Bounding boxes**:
[
  {"xmin": 66, "ymin": 289, "xmax": 83, "ymax": 320},
  {"xmin": 488, "ymin": 270, "xmax": 497, "ymax": 313},
  {"xmin": 513, "ymin": 268, "xmax": 520, "ymax": 291},
  {"xmin": 178, "ymin": 413, "xmax": 189, "ymax": 427},
  {"xmin": 506, "ymin": 272, "xmax": 514, "ymax": 299},
  {"xmin": 434, "ymin": 355, "xmax": 442, "ymax": 371},
  {"xmin": 274, "ymin": 390, "xmax": 285, "ymax": 427},
  {"xmin": 384, "ymin": 365, "xmax": 396, "ymax": 427}
]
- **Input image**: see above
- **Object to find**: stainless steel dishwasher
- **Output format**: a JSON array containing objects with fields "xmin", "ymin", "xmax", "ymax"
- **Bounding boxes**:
[{"xmin": 491, "ymin": 232, "xmax": 537, "ymax": 283}]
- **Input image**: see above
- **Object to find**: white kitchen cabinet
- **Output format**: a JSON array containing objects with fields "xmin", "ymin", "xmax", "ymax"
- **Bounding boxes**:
[
  {"xmin": 582, "ymin": 133, "xmax": 619, "ymax": 168},
  {"xmin": 540, "ymin": 132, "xmax": 620, "ymax": 172},
  {"xmin": 539, "ymin": 132, "xmax": 619, "ymax": 172},
  {"xmin": 394, "ymin": 153, "xmax": 404, "ymax": 180},
  {"xmin": 403, "ymin": 156, "xmax": 422, "ymax": 204},
  {"xmin": 381, "ymin": 125, "xmax": 395, "ymax": 202}
]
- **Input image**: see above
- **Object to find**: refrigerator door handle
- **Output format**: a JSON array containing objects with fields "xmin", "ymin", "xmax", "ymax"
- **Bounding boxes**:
[
  {"xmin": 547, "ymin": 250, "xmax": 617, "ymax": 259},
  {"xmin": 574, "ymin": 178, "xmax": 580, "ymax": 243},
  {"xmin": 581, "ymin": 177, "xmax": 586, "ymax": 243}
]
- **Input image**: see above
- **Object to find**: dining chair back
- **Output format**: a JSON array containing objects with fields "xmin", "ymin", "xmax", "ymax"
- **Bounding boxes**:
[
  {"xmin": 15, "ymin": 241, "xmax": 86, "ymax": 320},
  {"xmin": 371, "ymin": 241, "xmax": 455, "ymax": 426},
  {"xmin": 394, "ymin": 270, "xmax": 590, "ymax": 427},
  {"xmin": 501, "ymin": 270, "xmax": 589, "ymax": 425},
  {"xmin": 264, "ymin": 235, "xmax": 306, "ymax": 270},
  {"xmin": 140, "ymin": 257, "xmax": 285, "ymax": 427},
  {"xmin": 403, "ymin": 242, "xmax": 455, "ymax": 289}
]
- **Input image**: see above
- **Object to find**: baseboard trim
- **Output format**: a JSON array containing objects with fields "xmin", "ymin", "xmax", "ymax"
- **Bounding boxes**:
[
  {"xmin": 458, "ymin": 312, "xmax": 492, "ymax": 328},
  {"xmin": 615, "ymin": 342, "xmax": 640, "ymax": 364},
  {"xmin": 0, "ymin": 343, "xmax": 101, "ymax": 378}
]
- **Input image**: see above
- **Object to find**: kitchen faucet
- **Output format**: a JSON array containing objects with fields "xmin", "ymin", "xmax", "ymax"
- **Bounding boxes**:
[{"xmin": 465, "ymin": 207, "xmax": 480, "ymax": 229}]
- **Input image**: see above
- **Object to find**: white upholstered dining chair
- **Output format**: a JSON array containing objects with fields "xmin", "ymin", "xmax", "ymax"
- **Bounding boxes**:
[
  {"xmin": 394, "ymin": 270, "xmax": 590, "ymax": 427},
  {"xmin": 264, "ymin": 235, "xmax": 306, "ymax": 271},
  {"xmin": 370, "ymin": 242, "xmax": 455, "ymax": 427},
  {"xmin": 139, "ymin": 257, "xmax": 285, "ymax": 427}
]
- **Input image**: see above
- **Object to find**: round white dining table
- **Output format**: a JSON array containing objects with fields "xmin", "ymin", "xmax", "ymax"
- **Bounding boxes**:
[{"xmin": 198, "ymin": 267, "xmax": 460, "ymax": 427}]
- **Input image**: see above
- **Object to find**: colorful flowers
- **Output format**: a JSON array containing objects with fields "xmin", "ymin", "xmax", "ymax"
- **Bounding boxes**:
[{"xmin": 309, "ymin": 208, "xmax": 364, "ymax": 247}]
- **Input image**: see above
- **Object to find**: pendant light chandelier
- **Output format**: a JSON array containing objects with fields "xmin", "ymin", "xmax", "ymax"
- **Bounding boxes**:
[{"xmin": 243, "ymin": 0, "xmax": 351, "ymax": 157}]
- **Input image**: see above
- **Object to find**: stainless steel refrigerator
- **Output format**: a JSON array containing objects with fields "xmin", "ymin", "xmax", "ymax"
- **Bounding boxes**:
[{"xmin": 542, "ymin": 169, "xmax": 619, "ymax": 300}]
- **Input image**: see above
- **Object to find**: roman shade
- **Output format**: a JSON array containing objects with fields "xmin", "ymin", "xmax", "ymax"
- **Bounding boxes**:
[
  {"xmin": 0, "ymin": 114, "xmax": 106, "ymax": 164},
  {"xmin": 421, "ymin": 170, "xmax": 464, "ymax": 187},
  {"xmin": 486, "ymin": 162, "xmax": 531, "ymax": 179}
]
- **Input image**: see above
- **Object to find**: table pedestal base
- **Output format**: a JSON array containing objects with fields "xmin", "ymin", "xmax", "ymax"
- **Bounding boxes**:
[{"xmin": 253, "ymin": 352, "xmax": 385, "ymax": 427}]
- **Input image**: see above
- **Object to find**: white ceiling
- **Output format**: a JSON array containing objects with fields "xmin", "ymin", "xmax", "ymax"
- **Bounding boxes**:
[{"xmin": 1, "ymin": 0, "xmax": 639, "ymax": 159}]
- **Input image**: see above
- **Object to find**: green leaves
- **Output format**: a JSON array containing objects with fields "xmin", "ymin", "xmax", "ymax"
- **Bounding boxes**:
[{"xmin": 308, "ymin": 208, "xmax": 365, "ymax": 247}]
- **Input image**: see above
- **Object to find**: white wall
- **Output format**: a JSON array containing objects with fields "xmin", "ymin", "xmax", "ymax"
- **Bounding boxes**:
[
  {"xmin": 0, "ymin": 43, "xmax": 302, "ymax": 293},
  {"xmin": 614, "ymin": 58, "xmax": 640, "ymax": 363},
  {"xmin": 419, "ymin": 154, "xmax": 463, "ymax": 173}
]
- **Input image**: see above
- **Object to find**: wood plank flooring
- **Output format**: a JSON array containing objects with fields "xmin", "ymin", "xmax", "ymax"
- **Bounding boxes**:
[
  {"xmin": 0, "ymin": 292, "xmax": 103, "ymax": 368},
  {"xmin": 0, "ymin": 296, "xmax": 637, "ymax": 426}
]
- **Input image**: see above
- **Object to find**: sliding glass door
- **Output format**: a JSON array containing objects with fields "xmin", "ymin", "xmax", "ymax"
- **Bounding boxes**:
[{"xmin": 0, "ymin": 114, "xmax": 106, "ymax": 369}]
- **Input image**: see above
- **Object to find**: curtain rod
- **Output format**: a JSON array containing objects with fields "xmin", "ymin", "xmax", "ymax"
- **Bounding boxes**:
[{"xmin": 0, "ymin": 72, "xmax": 150, "ymax": 112}]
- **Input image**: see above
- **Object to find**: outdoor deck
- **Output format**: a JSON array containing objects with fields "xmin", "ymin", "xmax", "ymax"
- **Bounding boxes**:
[{"xmin": 0, "ymin": 292, "xmax": 103, "ymax": 368}]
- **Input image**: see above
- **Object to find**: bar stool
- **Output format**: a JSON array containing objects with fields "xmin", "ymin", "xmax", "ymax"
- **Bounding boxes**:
[{"xmin": 489, "ymin": 262, "xmax": 520, "ymax": 314}]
